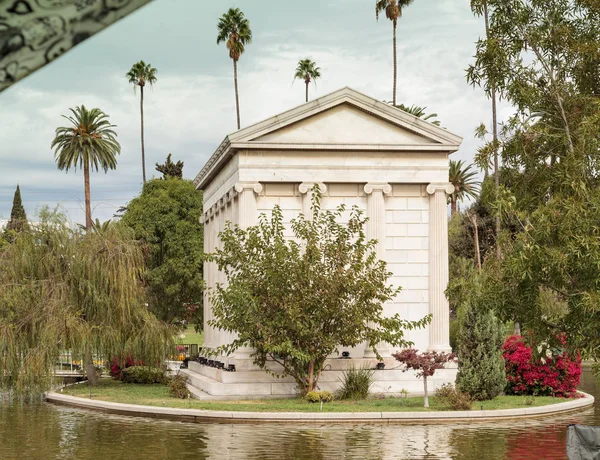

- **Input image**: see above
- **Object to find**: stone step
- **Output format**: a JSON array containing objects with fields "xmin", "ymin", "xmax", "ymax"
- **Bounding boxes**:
[{"xmin": 181, "ymin": 365, "xmax": 458, "ymax": 398}]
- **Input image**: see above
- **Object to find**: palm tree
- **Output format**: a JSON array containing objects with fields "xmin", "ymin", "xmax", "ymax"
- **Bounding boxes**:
[
  {"xmin": 470, "ymin": 0, "xmax": 501, "ymax": 259},
  {"xmin": 217, "ymin": 8, "xmax": 252, "ymax": 130},
  {"xmin": 394, "ymin": 103, "xmax": 441, "ymax": 126},
  {"xmin": 51, "ymin": 106, "xmax": 121, "ymax": 231},
  {"xmin": 294, "ymin": 59, "xmax": 321, "ymax": 102},
  {"xmin": 126, "ymin": 60, "xmax": 157, "ymax": 184},
  {"xmin": 449, "ymin": 160, "xmax": 480, "ymax": 215},
  {"xmin": 376, "ymin": 0, "xmax": 415, "ymax": 105}
]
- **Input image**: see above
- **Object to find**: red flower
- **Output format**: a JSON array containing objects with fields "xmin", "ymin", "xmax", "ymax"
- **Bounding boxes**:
[{"xmin": 502, "ymin": 335, "xmax": 581, "ymax": 398}]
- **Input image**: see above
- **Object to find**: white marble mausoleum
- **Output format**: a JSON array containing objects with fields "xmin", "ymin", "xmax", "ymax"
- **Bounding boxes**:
[{"xmin": 186, "ymin": 87, "xmax": 462, "ymax": 397}]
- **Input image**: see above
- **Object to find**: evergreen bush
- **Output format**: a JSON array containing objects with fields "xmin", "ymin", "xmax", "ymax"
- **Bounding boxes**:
[
  {"xmin": 120, "ymin": 366, "xmax": 166, "ymax": 384},
  {"xmin": 455, "ymin": 302, "xmax": 505, "ymax": 401}
]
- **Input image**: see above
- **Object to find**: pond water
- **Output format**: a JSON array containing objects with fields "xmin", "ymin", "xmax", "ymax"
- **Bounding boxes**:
[{"xmin": 1, "ymin": 371, "xmax": 598, "ymax": 460}]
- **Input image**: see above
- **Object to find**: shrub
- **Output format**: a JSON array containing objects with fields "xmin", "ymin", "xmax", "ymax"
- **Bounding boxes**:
[
  {"xmin": 455, "ymin": 303, "xmax": 505, "ymax": 400},
  {"xmin": 320, "ymin": 390, "xmax": 333, "ymax": 403},
  {"xmin": 305, "ymin": 391, "xmax": 321, "ymax": 403},
  {"xmin": 304, "ymin": 390, "xmax": 333, "ymax": 403},
  {"xmin": 502, "ymin": 335, "xmax": 581, "ymax": 398},
  {"xmin": 435, "ymin": 383, "xmax": 472, "ymax": 411},
  {"xmin": 120, "ymin": 366, "xmax": 166, "ymax": 384},
  {"xmin": 109, "ymin": 355, "xmax": 143, "ymax": 379},
  {"xmin": 336, "ymin": 365, "xmax": 374, "ymax": 400},
  {"xmin": 168, "ymin": 374, "xmax": 190, "ymax": 399}
]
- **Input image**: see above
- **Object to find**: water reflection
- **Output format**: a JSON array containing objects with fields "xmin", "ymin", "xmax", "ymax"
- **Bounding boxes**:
[{"xmin": 1, "ymin": 371, "xmax": 598, "ymax": 460}]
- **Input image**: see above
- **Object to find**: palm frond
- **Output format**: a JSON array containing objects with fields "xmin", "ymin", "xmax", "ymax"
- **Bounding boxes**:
[
  {"xmin": 51, "ymin": 105, "xmax": 120, "ymax": 174},
  {"xmin": 449, "ymin": 160, "xmax": 481, "ymax": 204}
]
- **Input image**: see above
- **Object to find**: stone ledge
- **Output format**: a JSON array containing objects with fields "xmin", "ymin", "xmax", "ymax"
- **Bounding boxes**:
[{"xmin": 44, "ymin": 391, "xmax": 594, "ymax": 424}]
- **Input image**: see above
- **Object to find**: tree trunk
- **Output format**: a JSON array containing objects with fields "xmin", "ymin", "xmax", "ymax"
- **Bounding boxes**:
[
  {"xmin": 423, "ymin": 376, "xmax": 429, "ymax": 408},
  {"xmin": 84, "ymin": 159, "xmax": 92, "ymax": 232},
  {"xmin": 451, "ymin": 197, "xmax": 457, "ymax": 215},
  {"xmin": 85, "ymin": 348, "xmax": 98, "ymax": 386},
  {"xmin": 469, "ymin": 212, "xmax": 482, "ymax": 270},
  {"xmin": 140, "ymin": 85, "xmax": 146, "ymax": 184},
  {"xmin": 305, "ymin": 81, "xmax": 309, "ymax": 103},
  {"xmin": 393, "ymin": 21, "xmax": 397, "ymax": 105},
  {"xmin": 307, "ymin": 360, "xmax": 315, "ymax": 393},
  {"xmin": 484, "ymin": 0, "xmax": 502, "ymax": 259},
  {"xmin": 233, "ymin": 59, "xmax": 241, "ymax": 130},
  {"xmin": 514, "ymin": 321, "xmax": 521, "ymax": 336}
]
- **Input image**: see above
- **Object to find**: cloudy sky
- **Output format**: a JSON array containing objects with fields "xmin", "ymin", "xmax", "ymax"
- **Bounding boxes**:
[{"xmin": 0, "ymin": 0, "xmax": 511, "ymax": 225}]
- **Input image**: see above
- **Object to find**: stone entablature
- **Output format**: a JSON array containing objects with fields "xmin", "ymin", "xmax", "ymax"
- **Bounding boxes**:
[{"xmin": 194, "ymin": 87, "xmax": 462, "ymax": 396}]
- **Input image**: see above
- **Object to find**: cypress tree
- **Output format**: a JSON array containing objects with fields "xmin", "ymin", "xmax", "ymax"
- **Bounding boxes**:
[
  {"xmin": 6, "ymin": 185, "xmax": 29, "ymax": 233},
  {"xmin": 456, "ymin": 302, "xmax": 506, "ymax": 400}
]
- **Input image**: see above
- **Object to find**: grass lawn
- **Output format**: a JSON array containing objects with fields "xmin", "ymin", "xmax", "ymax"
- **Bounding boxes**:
[
  {"xmin": 175, "ymin": 325, "xmax": 203, "ymax": 346},
  {"xmin": 61, "ymin": 379, "xmax": 569, "ymax": 413}
]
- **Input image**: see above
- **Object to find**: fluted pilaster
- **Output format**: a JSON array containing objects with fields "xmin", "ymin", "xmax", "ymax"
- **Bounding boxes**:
[
  {"xmin": 232, "ymin": 182, "xmax": 263, "ymax": 360},
  {"xmin": 426, "ymin": 183, "xmax": 454, "ymax": 352},
  {"xmin": 363, "ymin": 183, "xmax": 392, "ymax": 358}
]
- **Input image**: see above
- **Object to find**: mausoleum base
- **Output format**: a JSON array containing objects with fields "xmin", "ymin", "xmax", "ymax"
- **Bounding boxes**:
[{"xmin": 182, "ymin": 360, "xmax": 457, "ymax": 398}]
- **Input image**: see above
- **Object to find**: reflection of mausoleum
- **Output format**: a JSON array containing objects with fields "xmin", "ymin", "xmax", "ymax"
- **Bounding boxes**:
[{"xmin": 187, "ymin": 87, "xmax": 462, "ymax": 397}]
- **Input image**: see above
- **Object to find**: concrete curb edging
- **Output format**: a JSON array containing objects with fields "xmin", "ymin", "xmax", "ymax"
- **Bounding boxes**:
[{"xmin": 44, "ymin": 391, "xmax": 594, "ymax": 424}]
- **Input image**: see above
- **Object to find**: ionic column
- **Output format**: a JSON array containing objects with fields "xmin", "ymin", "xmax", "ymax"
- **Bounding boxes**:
[
  {"xmin": 426, "ymin": 183, "xmax": 454, "ymax": 352},
  {"xmin": 299, "ymin": 182, "xmax": 327, "ymax": 219},
  {"xmin": 235, "ymin": 182, "xmax": 263, "ymax": 229},
  {"xmin": 232, "ymin": 182, "xmax": 263, "ymax": 360},
  {"xmin": 363, "ymin": 183, "xmax": 392, "ymax": 358}
]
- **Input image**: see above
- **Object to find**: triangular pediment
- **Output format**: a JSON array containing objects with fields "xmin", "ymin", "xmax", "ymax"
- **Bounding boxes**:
[
  {"xmin": 195, "ymin": 87, "xmax": 463, "ymax": 189},
  {"xmin": 227, "ymin": 87, "xmax": 463, "ymax": 149},
  {"xmin": 252, "ymin": 103, "xmax": 436, "ymax": 145}
]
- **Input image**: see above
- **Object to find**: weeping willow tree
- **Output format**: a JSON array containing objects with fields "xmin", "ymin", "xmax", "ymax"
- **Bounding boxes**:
[{"xmin": 0, "ymin": 210, "xmax": 173, "ymax": 394}]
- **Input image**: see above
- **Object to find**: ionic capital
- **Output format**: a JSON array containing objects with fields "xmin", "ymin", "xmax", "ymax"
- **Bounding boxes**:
[
  {"xmin": 364, "ymin": 183, "xmax": 392, "ymax": 195},
  {"xmin": 426, "ymin": 183, "xmax": 454, "ymax": 195},
  {"xmin": 299, "ymin": 182, "xmax": 327, "ymax": 194},
  {"xmin": 234, "ymin": 182, "xmax": 263, "ymax": 194}
]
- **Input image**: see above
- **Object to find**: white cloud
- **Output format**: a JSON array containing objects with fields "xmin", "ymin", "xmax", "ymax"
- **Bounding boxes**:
[{"xmin": 0, "ymin": 0, "xmax": 513, "ymax": 224}]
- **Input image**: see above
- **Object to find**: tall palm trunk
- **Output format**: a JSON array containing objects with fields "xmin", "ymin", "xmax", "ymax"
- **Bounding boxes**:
[
  {"xmin": 233, "ymin": 59, "xmax": 241, "ymax": 130},
  {"xmin": 305, "ymin": 80, "xmax": 309, "ymax": 102},
  {"xmin": 393, "ymin": 21, "xmax": 397, "ymax": 105},
  {"xmin": 140, "ymin": 85, "xmax": 146, "ymax": 183},
  {"xmin": 451, "ymin": 197, "xmax": 457, "ymax": 215},
  {"xmin": 84, "ymin": 159, "xmax": 92, "ymax": 232},
  {"xmin": 483, "ymin": 0, "xmax": 501, "ymax": 258}
]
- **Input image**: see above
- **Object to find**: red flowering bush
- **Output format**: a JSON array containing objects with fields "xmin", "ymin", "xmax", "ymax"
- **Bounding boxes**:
[
  {"xmin": 109, "ymin": 355, "xmax": 144, "ymax": 379},
  {"xmin": 502, "ymin": 335, "xmax": 581, "ymax": 398}
]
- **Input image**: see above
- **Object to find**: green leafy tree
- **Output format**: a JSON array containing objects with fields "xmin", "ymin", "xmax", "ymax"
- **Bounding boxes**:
[
  {"xmin": 375, "ymin": 0, "xmax": 415, "ymax": 105},
  {"xmin": 126, "ymin": 60, "xmax": 157, "ymax": 184},
  {"xmin": 449, "ymin": 160, "xmax": 479, "ymax": 215},
  {"xmin": 465, "ymin": 0, "xmax": 600, "ymax": 354},
  {"xmin": 294, "ymin": 58, "xmax": 321, "ymax": 102},
  {"xmin": 51, "ymin": 106, "xmax": 120, "ymax": 231},
  {"xmin": 5, "ymin": 185, "xmax": 28, "ymax": 235},
  {"xmin": 209, "ymin": 194, "xmax": 429, "ymax": 394},
  {"xmin": 0, "ymin": 209, "xmax": 171, "ymax": 393},
  {"xmin": 121, "ymin": 178, "xmax": 204, "ymax": 325},
  {"xmin": 456, "ymin": 301, "xmax": 505, "ymax": 400},
  {"xmin": 217, "ymin": 7, "xmax": 252, "ymax": 130},
  {"xmin": 155, "ymin": 153, "xmax": 184, "ymax": 179}
]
